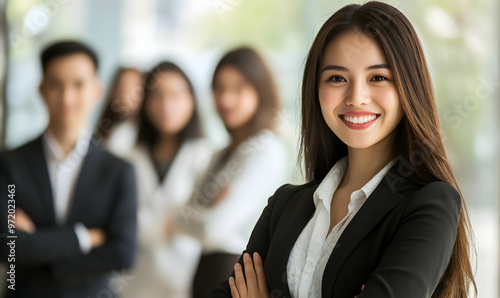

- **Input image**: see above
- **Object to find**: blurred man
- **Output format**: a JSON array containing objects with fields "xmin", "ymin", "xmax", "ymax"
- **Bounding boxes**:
[{"xmin": 0, "ymin": 41, "xmax": 137, "ymax": 297}]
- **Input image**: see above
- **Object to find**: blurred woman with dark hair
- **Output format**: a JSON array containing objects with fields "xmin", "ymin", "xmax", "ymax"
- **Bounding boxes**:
[
  {"xmin": 97, "ymin": 67, "xmax": 143, "ymax": 157},
  {"xmin": 213, "ymin": 2, "xmax": 476, "ymax": 298},
  {"xmin": 171, "ymin": 47, "xmax": 289, "ymax": 298},
  {"xmin": 123, "ymin": 62, "xmax": 213, "ymax": 298}
]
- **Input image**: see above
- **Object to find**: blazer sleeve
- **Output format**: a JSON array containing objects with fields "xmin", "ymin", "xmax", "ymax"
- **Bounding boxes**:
[
  {"xmin": 0, "ymin": 155, "xmax": 83, "ymax": 265},
  {"xmin": 211, "ymin": 183, "xmax": 297, "ymax": 297},
  {"xmin": 358, "ymin": 181, "xmax": 462, "ymax": 298},
  {"xmin": 2, "ymin": 228, "xmax": 81, "ymax": 265},
  {"xmin": 51, "ymin": 162, "xmax": 138, "ymax": 277}
]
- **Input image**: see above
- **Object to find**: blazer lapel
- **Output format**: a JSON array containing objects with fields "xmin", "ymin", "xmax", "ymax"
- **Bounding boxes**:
[
  {"xmin": 267, "ymin": 184, "xmax": 318, "ymax": 297},
  {"xmin": 66, "ymin": 142, "xmax": 102, "ymax": 224},
  {"xmin": 321, "ymin": 160, "xmax": 419, "ymax": 297},
  {"xmin": 28, "ymin": 136, "xmax": 56, "ymax": 224}
]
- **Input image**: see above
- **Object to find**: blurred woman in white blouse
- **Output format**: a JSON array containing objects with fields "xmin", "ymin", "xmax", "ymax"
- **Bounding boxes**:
[
  {"xmin": 170, "ymin": 47, "xmax": 289, "ymax": 297},
  {"xmin": 122, "ymin": 62, "xmax": 213, "ymax": 298}
]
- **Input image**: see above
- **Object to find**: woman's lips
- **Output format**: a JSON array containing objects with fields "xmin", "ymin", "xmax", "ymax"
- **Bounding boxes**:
[{"xmin": 338, "ymin": 112, "xmax": 380, "ymax": 130}]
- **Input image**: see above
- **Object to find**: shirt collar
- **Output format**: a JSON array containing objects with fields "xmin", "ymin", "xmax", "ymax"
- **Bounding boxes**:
[
  {"xmin": 43, "ymin": 129, "xmax": 92, "ymax": 164},
  {"xmin": 313, "ymin": 156, "xmax": 397, "ymax": 213},
  {"xmin": 313, "ymin": 156, "xmax": 348, "ymax": 211}
]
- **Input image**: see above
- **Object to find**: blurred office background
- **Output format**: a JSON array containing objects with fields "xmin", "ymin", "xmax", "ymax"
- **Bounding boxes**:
[{"xmin": 0, "ymin": 0, "xmax": 498, "ymax": 296}]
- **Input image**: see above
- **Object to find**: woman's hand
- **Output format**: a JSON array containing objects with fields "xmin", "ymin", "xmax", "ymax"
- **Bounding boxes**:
[
  {"xmin": 354, "ymin": 285, "xmax": 365, "ymax": 297},
  {"xmin": 229, "ymin": 252, "xmax": 269, "ymax": 298}
]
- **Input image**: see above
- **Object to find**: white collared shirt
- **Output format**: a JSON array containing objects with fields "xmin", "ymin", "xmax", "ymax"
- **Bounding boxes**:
[
  {"xmin": 42, "ymin": 129, "xmax": 93, "ymax": 254},
  {"xmin": 175, "ymin": 129, "xmax": 289, "ymax": 254},
  {"xmin": 286, "ymin": 156, "xmax": 396, "ymax": 298}
]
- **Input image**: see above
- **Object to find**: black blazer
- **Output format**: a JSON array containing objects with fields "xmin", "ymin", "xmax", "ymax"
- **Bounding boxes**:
[
  {"xmin": 0, "ymin": 136, "xmax": 138, "ymax": 298},
  {"xmin": 212, "ymin": 159, "xmax": 461, "ymax": 298}
]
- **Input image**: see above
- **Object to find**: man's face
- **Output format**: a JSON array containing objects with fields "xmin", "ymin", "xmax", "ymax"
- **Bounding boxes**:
[{"xmin": 39, "ymin": 53, "xmax": 102, "ymax": 129}]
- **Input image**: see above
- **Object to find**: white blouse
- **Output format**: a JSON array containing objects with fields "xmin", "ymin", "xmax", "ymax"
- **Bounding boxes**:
[
  {"xmin": 122, "ymin": 138, "xmax": 214, "ymax": 298},
  {"xmin": 286, "ymin": 156, "xmax": 396, "ymax": 298},
  {"xmin": 174, "ymin": 129, "xmax": 289, "ymax": 254}
]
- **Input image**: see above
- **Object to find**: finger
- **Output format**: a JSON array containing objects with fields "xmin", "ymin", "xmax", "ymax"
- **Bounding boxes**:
[
  {"xmin": 16, "ymin": 209, "xmax": 35, "ymax": 232},
  {"xmin": 15, "ymin": 209, "xmax": 26, "ymax": 222},
  {"xmin": 229, "ymin": 276, "xmax": 240, "ymax": 298},
  {"xmin": 16, "ymin": 223, "xmax": 29, "ymax": 233},
  {"xmin": 243, "ymin": 253, "xmax": 258, "ymax": 291},
  {"xmin": 17, "ymin": 209, "xmax": 30, "ymax": 221},
  {"xmin": 96, "ymin": 230, "xmax": 105, "ymax": 246},
  {"xmin": 16, "ymin": 218, "xmax": 34, "ymax": 233},
  {"xmin": 27, "ymin": 220, "xmax": 35, "ymax": 231},
  {"xmin": 234, "ymin": 263, "xmax": 247, "ymax": 295},
  {"xmin": 354, "ymin": 284, "xmax": 366, "ymax": 298},
  {"xmin": 253, "ymin": 252, "xmax": 269, "ymax": 293}
]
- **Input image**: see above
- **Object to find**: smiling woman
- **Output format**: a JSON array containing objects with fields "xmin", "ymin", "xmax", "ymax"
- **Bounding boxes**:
[
  {"xmin": 212, "ymin": 2, "xmax": 477, "ymax": 298},
  {"xmin": 318, "ymin": 31, "xmax": 403, "ymax": 149}
]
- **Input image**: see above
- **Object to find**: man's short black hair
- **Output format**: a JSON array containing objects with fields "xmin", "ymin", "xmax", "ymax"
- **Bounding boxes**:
[{"xmin": 40, "ymin": 40, "xmax": 99, "ymax": 73}]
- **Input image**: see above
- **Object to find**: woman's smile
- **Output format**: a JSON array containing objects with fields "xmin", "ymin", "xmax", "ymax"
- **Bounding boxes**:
[{"xmin": 338, "ymin": 111, "xmax": 380, "ymax": 130}]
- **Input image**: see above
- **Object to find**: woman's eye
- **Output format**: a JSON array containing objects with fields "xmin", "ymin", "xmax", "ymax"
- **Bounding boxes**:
[
  {"xmin": 328, "ymin": 76, "xmax": 346, "ymax": 83},
  {"xmin": 371, "ymin": 75, "xmax": 388, "ymax": 82}
]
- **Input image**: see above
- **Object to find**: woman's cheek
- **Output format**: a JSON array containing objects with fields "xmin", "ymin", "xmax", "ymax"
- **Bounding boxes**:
[{"xmin": 319, "ymin": 87, "xmax": 343, "ymax": 113}]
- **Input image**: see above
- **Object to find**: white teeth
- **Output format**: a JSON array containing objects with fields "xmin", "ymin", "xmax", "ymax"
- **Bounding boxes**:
[{"xmin": 343, "ymin": 115, "xmax": 377, "ymax": 124}]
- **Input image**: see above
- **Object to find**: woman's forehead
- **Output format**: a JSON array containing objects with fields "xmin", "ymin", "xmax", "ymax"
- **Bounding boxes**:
[{"xmin": 322, "ymin": 31, "xmax": 388, "ymax": 69}]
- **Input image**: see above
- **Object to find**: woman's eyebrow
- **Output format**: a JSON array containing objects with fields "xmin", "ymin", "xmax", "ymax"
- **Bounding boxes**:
[
  {"xmin": 321, "ymin": 63, "xmax": 390, "ymax": 72},
  {"xmin": 367, "ymin": 63, "xmax": 390, "ymax": 70},
  {"xmin": 322, "ymin": 65, "xmax": 348, "ymax": 72}
]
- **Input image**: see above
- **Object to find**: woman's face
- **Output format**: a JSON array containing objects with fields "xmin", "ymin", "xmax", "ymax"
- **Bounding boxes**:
[
  {"xmin": 318, "ymin": 30, "xmax": 403, "ymax": 149},
  {"xmin": 145, "ymin": 72, "xmax": 195, "ymax": 136},
  {"xmin": 114, "ymin": 70, "xmax": 143, "ymax": 115},
  {"xmin": 213, "ymin": 66, "xmax": 259, "ymax": 131}
]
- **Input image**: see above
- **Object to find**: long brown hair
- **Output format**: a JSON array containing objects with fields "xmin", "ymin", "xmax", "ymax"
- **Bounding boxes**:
[
  {"xmin": 299, "ymin": 2, "xmax": 476, "ymax": 297},
  {"xmin": 98, "ymin": 67, "xmax": 142, "ymax": 140},
  {"xmin": 212, "ymin": 47, "xmax": 280, "ymax": 137}
]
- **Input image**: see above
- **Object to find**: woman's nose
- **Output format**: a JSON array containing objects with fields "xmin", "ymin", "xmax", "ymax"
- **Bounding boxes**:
[{"xmin": 344, "ymin": 80, "xmax": 370, "ymax": 107}]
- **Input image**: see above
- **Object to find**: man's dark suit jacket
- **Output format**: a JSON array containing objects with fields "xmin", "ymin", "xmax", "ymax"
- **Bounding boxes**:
[
  {"xmin": 0, "ymin": 135, "xmax": 137, "ymax": 298},
  {"xmin": 212, "ymin": 158, "xmax": 461, "ymax": 298}
]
